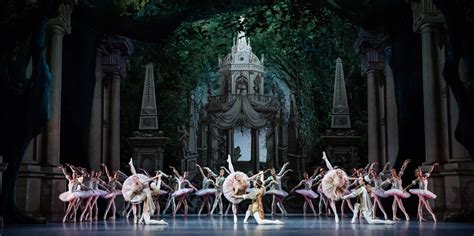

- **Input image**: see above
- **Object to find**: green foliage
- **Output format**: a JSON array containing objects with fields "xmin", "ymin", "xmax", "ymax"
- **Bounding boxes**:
[{"xmin": 121, "ymin": 0, "xmax": 367, "ymax": 165}]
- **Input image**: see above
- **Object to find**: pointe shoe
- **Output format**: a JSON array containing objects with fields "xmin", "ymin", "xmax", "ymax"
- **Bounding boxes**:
[
  {"xmin": 335, "ymin": 217, "xmax": 339, "ymax": 223},
  {"xmin": 243, "ymin": 220, "xmax": 248, "ymax": 224},
  {"xmin": 385, "ymin": 220, "xmax": 396, "ymax": 224},
  {"xmin": 405, "ymin": 215, "xmax": 410, "ymax": 221},
  {"xmin": 393, "ymin": 217, "xmax": 401, "ymax": 221},
  {"xmin": 275, "ymin": 220, "xmax": 284, "ymax": 224}
]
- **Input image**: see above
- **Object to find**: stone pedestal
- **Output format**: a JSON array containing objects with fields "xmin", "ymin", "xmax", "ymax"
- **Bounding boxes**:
[
  {"xmin": 129, "ymin": 135, "xmax": 168, "ymax": 174},
  {"xmin": 0, "ymin": 156, "xmax": 7, "ymax": 227}
]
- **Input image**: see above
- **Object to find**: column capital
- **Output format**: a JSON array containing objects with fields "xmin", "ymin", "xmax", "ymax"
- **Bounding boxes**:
[
  {"xmin": 354, "ymin": 30, "xmax": 387, "ymax": 76},
  {"xmin": 102, "ymin": 36, "xmax": 134, "ymax": 78},
  {"xmin": 47, "ymin": 3, "xmax": 73, "ymax": 35},
  {"xmin": 409, "ymin": 0, "xmax": 445, "ymax": 32}
]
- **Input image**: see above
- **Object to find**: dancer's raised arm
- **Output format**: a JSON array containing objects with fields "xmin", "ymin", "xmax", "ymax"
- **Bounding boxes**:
[
  {"xmin": 203, "ymin": 167, "xmax": 218, "ymax": 178},
  {"xmin": 58, "ymin": 165, "xmax": 72, "ymax": 181},
  {"xmin": 101, "ymin": 163, "xmax": 113, "ymax": 180},
  {"xmin": 281, "ymin": 169, "xmax": 293, "ymax": 177},
  {"xmin": 156, "ymin": 170, "xmax": 170, "ymax": 179},
  {"xmin": 322, "ymin": 152, "xmax": 334, "ymax": 170},
  {"xmin": 278, "ymin": 161, "xmax": 291, "ymax": 176},
  {"xmin": 139, "ymin": 168, "xmax": 151, "ymax": 177},
  {"xmin": 426, "ymin": 163, "xmax": 439, "ymax": 177},
  {"xmin": 311, "ymin": 167, "xmax": 321, "ymax": 179},
  {"xmin": 169, "ymin": 166, "xmax": 182, "ymax": 179},
  {"xmin": 249, "ymin": 171, "xmax": 264, "ymax": 180},
  {"xmin": 196, "ymin": 164, "xmax": 206, "ymax": 179},
  {"xmin": 399, "ymin": 159, "xmax": 412, "ymax": 177}
]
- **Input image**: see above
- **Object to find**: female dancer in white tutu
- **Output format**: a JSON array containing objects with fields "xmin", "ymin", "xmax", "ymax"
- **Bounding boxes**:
[
  {"xmin": 195, "ymin": 164, "xmax": 217, "ymax": 216},
  {"xmin": 205, "ymin": 166, "xmax": 227, "ymax": 215},
  {"xmin": 169, "ymin": 166, "xmax": 198, "ymax": 217},
  {"xmin": 368, "ymin": 162, "xmax": 390, "ymax": 220},
  {"xmin": 222, "ymin": 155, "xmax": 263, "ymax": 224},
  {"xmin": 102, "ymin": 163, "xmax": 123, "ymax": 220},
  {"xmin": 382, "ymin": 159, "xmax": 411, "ymax": 221},
  {"xmin": 59, "ymin": 164, "xmax": 83, "ymax": 222},
  {"xmin": 405, "ymin": 163, "xmax": 438, "ymax": 222},
  {"xmin": 321, "ymin": 152, "xmax": 353, "ymax": 223},
  {"xmin": 235, "ymin": 178, "xmax": 284, "ymax": 225},
  {"xmin": 290, "ymin": 168, "xmax": 320, "ymax": 216},
  {"xmin": 265, "ymin": 162, "xmax": 292, "ymax": 216},
  {"xmin": 341, "ymin": 177, "xmax": 395, "ymax": 224}
]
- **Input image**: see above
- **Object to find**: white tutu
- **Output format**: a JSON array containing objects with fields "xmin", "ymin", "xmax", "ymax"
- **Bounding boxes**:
[
  {"xmin": 152, "ymin": 189, "xmax": 168, "ymax": 196},
  {"xmin": 102, "ymin": 189, "xmax": 122, "ymax": 199},
  {"xmin": 59, "ymin": 192, "xmax": 76, "ymax": 202},
  {"xmin": 385, "ymin": 189, "xmax": 410, "ymax": 199},
  {"xmin": 321, "ymin": 169, "xmax": 349, "ymax": 200},
  {"xmin": 409, "ymin": 189, "xmax": 436, "ymax": 199},
  {"xmin": 172, "ymin": 188, "xmax": 194, "ymax": 197},
  {"xmin": 295, "ymin": 189, "xmax": 318, "ymax": 199},
  {"xmin": 195, "ymin": 188, "xmax": 217, "ymax": 196},
  {"xmin": 74, "ymin": 190, "xmax": 94, "ymax": 198},
  {"xmin": 93, "ymin": 189, "xmax": 108, "ymax": 197},
  {"xmin": 122, "ymin": 174, "xmax": 148, "ymax": 201},
  {"xmin": 266, "ymin": 190, "xmax": 289, "ymax": 198},
  {"xmin": 223, "ymin": 172, "xmax": 249, "ymax": 204}
]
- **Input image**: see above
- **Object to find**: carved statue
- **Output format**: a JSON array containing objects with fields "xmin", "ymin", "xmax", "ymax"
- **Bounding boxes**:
[
  {"xmin": 178, "ymin": 125, "xmax": 189, "ymax": 156},
  {"xmin": 233, "ymin": 146, "xmax": 242, "ymax": 162}
]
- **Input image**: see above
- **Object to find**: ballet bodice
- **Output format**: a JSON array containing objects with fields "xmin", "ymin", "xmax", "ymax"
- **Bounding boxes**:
[
  {"xmin": 417, "ymin": 178, "xmax": 428, "ymax": 190},
  {"xmin": 215, "ymin": 176, "xmax": 225, "ymax": 187},
  {"xmin": 177, "ymin": 177, "xmax": 190, "ymax": 190},
  {"xmin": 303, "ymin": 178, "xmax": 313, "ymax": 190},
  {"xmin": 202, "ymin": 177, "xmax": 212, "ymax": 189},
  {"xmin": 372, "ymin": 175, "xmax": 383, "ymax": 188},
  {"xmin": 391, "ymin": 177, "xmax": 403, "ymax": 190},
  {"xmin": 267, "ymin": 176, "xmax": 282, "ymax": 191}
]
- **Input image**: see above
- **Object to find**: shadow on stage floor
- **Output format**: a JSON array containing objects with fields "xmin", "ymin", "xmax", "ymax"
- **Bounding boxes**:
[{"xmin": 1, "ymin": 215, "xmax": 474, "ymax": 236}]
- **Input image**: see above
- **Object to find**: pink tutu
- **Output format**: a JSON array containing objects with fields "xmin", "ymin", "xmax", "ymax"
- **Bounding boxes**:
[
  {"xmin": 223, "ymin": 171, "xmax": 249, "ymax": 204},
  {"xmin": 122, "ymin": 174, "xmax": 148, "ymax": 201},
  {"xmin": 371, "ymin": 189, "xmax": 387, "ymax": 198},
  {"xmin": 385, "ymin": 189, "xmax": 410, "ymax": 199},
  {"xmin": 409, "ymin": 189, "xmax": 437, "ymax": 199},
  {"xmin": 295, "ymin": 189, "xmax": 318, "ymax": 199},
  {"xmin": 172, "ymin": 188, "xmax": 194, "ymax": 197},
  {"xmin": 74, "ymin": 190, "xmax": 94, "ymax": 198},
  {"xmin": 102, "ymin": 189, "xmax": 122, "ymax": 199},
  {"xmin": 321, "ymin": 169, "xmax": 349, "ymax": 200},
  {"xmin": 266, "ymin": 190, "xmax": 289, "ymax": 198},
  {"xmin": 59, "ymin": 192, "xmax": 76, "ymax": 202},
  {"xmin": 195, "ymin": 188, "xmax": 217, "ymax": 196}
]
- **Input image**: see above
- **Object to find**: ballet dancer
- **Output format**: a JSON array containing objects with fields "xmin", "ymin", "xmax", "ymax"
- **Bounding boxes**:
[
  {"xmin": 205, "ymin": 166, "xmax": 227, "ymax": 215},
  {"xmin": 290, "ymin": 168, "xmax": 321, "ymax": 216},
  {"xmin": 195, "ymin": 164, "xmax": 217, "ymax": 216},
  {"xmin": 368, "ymin": 162, "xmax": 391, "ymax": 220},
  {"xmin": 382, "ymin": 159, "xmax": 412, "ymax": 221},
  {"xmin": 102, "ymin": 163, "xmax": 123, "ymax": 220},
  {"xmin": 321, "ymin": 152, "xmax": 353, "ymax": 223},
  {"xmin": 149, "ymin": 170, "xmax": 173, "ymax": 216},
  {"xmin": 169, "ymin": 166, "xmax": 198, "ymax": 217},
  {"xmin": 235, "ymin": 178, "xmax": 284, "ymax": 225},
  {"xmin": 162, "ymin": 172, "xmax": 178, "ymax": 216},
  {"xmin": 264, "ymin": 162, "xmax": 292, "ymax": 216},
  {"xmin": 405, "ymin": 163, "xmax": 439, "ymax": 222},
  {"xmin": 59, "ymin": 164, "xmax": 82, "ymax": 223},
  {"xmin": 341, "ymin": 177, "xmax": 395, "ymax": 224}
]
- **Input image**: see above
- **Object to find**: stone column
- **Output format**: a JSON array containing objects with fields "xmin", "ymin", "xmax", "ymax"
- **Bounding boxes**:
[
  {"xmin": 40, "ymin": 3, "xmax": 73, "ymax": 219},
  {"xmin": 411, "ymin": 0, "xmax": 449, "ymax": 165},
  {"xmin": 43, "ymin": 3, "xmax": 72, "ymax": 166},
  {"xmin": 354, "ymin": 31, "xmax": 386, "ymax": 165},
  {"xmin": 88, "ymin": 46, "xmax": 105, "ymax": 170},
  {"xmin": 102, "ymin": 36, "xmax": 133, "ymax": 171}
]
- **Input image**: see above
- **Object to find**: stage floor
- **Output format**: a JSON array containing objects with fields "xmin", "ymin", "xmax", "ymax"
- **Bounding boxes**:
[{"xmin": 1, "ymin": 215, "xmax": 473, "ymax": 236}]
